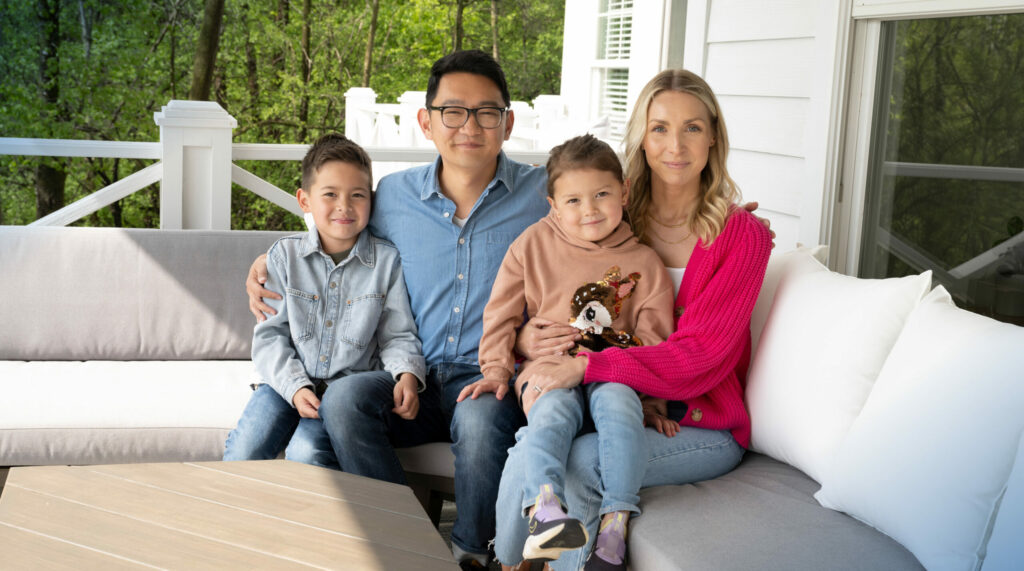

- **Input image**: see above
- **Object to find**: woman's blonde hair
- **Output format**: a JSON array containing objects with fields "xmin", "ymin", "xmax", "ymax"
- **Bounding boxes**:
[{"xmin": 624, "ymin": 69, "xmax": 740, "ymax": 245}]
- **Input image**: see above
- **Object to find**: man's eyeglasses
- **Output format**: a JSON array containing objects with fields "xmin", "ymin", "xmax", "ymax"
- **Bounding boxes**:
[{"xmin": 427, "ymin": 105, "xmax": 508, "ymax": 129}]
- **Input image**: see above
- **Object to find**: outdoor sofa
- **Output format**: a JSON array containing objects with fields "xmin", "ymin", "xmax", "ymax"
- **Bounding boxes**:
[{"xmin": 1, "ymin": 224, "xmax": 1021, "ymax": 570}]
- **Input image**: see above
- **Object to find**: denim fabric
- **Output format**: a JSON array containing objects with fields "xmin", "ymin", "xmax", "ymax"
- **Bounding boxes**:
[
  {"xmin": 223, "ymin": 384, "xmax": 299, "ymax": 461},
  {"xmin": 435, "ymin": 363, "xmax": 525, "ymax": 556},
  {"xmin": 224, "ymin": 372, "xmax": 449, "ymax": 482},
  {"xmin": 252, "ymin": 227, "xmax": 425, "ymax": 407},
  {"xmin": 369, "ymin": 152, "xmax": 549, "ymax": 367},
  {"xmin": 517, "ymin": 383, "xmax": 647, "ymax": 518},
  {"xmin": 495, "ymin": 422, "xmax": 744, "ymax": 569}
]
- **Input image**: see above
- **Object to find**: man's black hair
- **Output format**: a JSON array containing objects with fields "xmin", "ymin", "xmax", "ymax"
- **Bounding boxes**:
[{"xmin": 425, "ymin": 49, "xmax": 511, "ymax": 108}]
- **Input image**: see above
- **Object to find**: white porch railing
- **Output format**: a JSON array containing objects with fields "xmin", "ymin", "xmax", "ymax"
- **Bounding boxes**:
[{"xmin": 0, "ymin": 100, "xmax": 551, "ymax": 230}]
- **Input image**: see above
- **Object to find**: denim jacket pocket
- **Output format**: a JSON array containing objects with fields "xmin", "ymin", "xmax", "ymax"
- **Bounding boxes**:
[
  {"xmin": 340, "ymin": 293, "xmax": 385, "ymax": 349},
  {"xmin": 286, "ymin": 287, "xmax": 319, "ymax": 342}
]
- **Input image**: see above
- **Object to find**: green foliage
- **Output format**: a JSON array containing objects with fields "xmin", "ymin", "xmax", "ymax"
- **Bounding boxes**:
[
  {"xmin": 873, "ymin": 14, "xmax": 1024, "ymax": 271},
  {"xmin": 0, "ymin": 0, "xmax": 564, "ymax": 228}
]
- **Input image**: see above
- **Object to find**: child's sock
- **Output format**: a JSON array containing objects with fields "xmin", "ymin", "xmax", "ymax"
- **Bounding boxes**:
[
  {"xmin": 531, "ymin": 484, "xmax": 568, "ymax": 522},
  {"xmin": 584, "ymin": 512, "xmax": 628, "ymax": 570}
]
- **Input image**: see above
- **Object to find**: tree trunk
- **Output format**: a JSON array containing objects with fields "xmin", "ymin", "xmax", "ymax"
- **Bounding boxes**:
[
  {"xmin": 454, "ymin": 0, "xmax": 465, "ymax": 51},
  {"xmin": 35, "ymin": 0, "xmax": 66, "ymax": 220},
  {"xmin": 491, "ymin": 0, "xmax": 499, "ymax": 61},
  {"xmin": 188, "ymin": 0, "xmax": 225, "ymax": 101},
  {"xmin": 298, "ymin": 0, "xmax": 312, "ymax": 142},
  {"xmin": 361, "ymin": 0, "xmax": 380, "ymax": 87}
]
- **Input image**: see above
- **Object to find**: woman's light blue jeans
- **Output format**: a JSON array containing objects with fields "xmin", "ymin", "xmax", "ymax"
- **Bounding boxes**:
[
  {"xmin": 495, "ymin": 396, "xmax": 745, "ymax": 570},
  {"xmin": 518, "ymin": 382, "xmax": 647, "ymax": 517}
]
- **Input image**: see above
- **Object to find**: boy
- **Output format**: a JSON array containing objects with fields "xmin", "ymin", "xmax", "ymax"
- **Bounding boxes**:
[{"xmin": 224, "ymin": 133, "xmax": 437, "ymax": 484}]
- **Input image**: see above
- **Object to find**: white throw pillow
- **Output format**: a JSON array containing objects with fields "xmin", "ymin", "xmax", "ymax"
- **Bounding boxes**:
[
  {"xmin": 815, "ymin": 287, "xmax": 1024, "ymax": 571},
  {"xmin": 749, "ymin": 245, "xmax": 828, "ymax": 355},
  {"xmin": 982, "ymin": 430, "xmax": 1024, "ymax": 571},
  {"xmin": 746, "ymin": 252, "xmax": 931, "ymax": 483}
]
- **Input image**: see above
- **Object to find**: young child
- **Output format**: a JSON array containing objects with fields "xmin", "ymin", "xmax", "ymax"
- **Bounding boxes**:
[
  {"xmin": 458, "ymin": 134, "xmax": 677, "ymax": 568},
  {"xmin": 224, "ymin": 133, "xmax": 427, "ymax": 482}
]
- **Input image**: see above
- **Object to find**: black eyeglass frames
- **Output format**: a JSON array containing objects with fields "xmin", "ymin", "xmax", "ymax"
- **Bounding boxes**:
[{"xmin": 426, "ymin": 105, "xmax": 509, "ymax": 129}]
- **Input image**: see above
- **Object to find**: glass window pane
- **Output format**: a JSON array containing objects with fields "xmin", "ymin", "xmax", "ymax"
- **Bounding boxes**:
[{"xmin": 861, "ymin": 14, "xmax": 1024, "ymax": 325}]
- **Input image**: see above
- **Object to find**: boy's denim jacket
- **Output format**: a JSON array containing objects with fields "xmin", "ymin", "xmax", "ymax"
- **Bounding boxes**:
[{"xmin": 252, "ymin": 226, "xmax": 426, "ymax": 407}]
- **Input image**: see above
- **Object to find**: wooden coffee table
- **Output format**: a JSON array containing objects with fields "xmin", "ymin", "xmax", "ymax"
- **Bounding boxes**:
[{"xmin": 0, "ymin": 460, "xmax": 457, "ymax": 569}]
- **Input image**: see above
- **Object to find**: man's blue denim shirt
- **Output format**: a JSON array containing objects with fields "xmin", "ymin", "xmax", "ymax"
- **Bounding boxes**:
[
  {"xmin": 252, "ymin": 226, "xmax": 426, "ymax": 406},
  {"xmin": 370, "ymin": 152, "xmax": 549, "ymax": 367}
]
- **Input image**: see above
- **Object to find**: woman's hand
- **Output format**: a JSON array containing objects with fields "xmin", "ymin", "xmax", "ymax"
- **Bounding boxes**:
[
  {"xmin": 740, "ymin": 201, "xmax": 777, "ymax": 248},
  {"xmin": 515, "ymin": 317, "xmax": 581, "ymax": 360},
  {"xmin": 247, "ymin": 253, "xmax": 282, "ymax": 322},
  {"xmin": 519, "ymin": 354, "xmax": 588, "ymax": 396}
]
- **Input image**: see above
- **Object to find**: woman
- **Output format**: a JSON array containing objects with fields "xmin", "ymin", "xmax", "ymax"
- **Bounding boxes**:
[{"xmin": 496, "ymin": 69, "xmax": 772, "ymax": 571}]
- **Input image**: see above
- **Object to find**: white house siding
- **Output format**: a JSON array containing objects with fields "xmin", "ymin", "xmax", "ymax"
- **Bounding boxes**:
[{"xmin": 693, "ymin": 0, "xmax": 847, "ymax": 253}]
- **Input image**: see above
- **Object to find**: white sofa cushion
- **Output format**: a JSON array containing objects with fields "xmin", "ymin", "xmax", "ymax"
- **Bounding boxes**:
[
  {"xmin": 815, "ymin": 286, "xmax": 1024, "ymax": 571},
  {"xmin": 749, "ymin": 245, "xmax": 829, "ymax": 356},
  {"xmin": 0, "ymin": 361, "xmax": 256, "ymax": 465},
  {"xmin": 981, "ymin": 430, "xmax": 1024, "ymax": 570},
  {"xmin": 746, "ymin": 249, "xmax": 931, "ymax": 483}
]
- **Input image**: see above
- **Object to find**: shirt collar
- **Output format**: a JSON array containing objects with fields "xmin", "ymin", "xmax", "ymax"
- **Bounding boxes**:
[
  {"xmin": 300, "ymin": 224, "xmax": 375, "ymax": 267},
  {"xmin": 420, "ymin": 151, "xmax": 514, "ymax": 201}
]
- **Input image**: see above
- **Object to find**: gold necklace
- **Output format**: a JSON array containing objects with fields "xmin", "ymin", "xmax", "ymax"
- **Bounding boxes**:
[
  {"xmin": 649, "ymin": 212, "xmax": 688, "ymax": 228},
  {"xmin": 646, "ymin": 221, "xmax": 693, "ymax": 244}
]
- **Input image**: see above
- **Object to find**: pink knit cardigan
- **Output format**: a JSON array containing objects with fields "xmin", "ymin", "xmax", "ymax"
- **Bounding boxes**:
[{"xmin": 583, "ymin": 209, "xmax": 771, "ymax": 448}]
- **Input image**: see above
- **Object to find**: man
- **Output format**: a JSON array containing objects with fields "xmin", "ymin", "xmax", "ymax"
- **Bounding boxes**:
[{"xmin": 248, "ymin": 50, "xmax": 548, "ymax": 569}]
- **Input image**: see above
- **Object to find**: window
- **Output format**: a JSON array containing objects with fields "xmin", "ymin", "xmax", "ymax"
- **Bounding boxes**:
[
  {"xmin": 597, "ymin": 0, "xmax": 633, "ymax": 137},
  {"xmin": 858, "ymin": 13, "xmax": 1024, "ymax": 325}
]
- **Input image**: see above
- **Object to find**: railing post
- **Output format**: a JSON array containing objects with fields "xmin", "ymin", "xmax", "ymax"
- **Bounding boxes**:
[
  {"xmin": 398, "ymin": 91, "xmax": 428, "ymax": 147},
  {"xmin": 153, "ymin": 100, "xmax": 237, "ymax": 229},
  {"xmin": 344, "ymin": 87, "xmax": 378, "ymax": 145}
]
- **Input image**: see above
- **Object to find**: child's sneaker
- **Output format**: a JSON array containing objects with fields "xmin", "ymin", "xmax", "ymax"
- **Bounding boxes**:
[
  {"xmin": 583, "ymin": 512, "xmax": 628, "ymax": 570},
  {"xmin": 522, "ymin": 484, "xmax": 589, "ymax": 561}
]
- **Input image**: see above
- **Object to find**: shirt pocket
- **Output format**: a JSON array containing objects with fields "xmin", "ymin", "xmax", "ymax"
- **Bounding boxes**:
[
  {"xmin": 340, "ymin": 293, "xmax": 386, "ymax": 350},
  {"xmin": 485, "ymin": 231, "xmax": 518, "ymax": 265},
  {"xmin": 286, "ymin": 287, "xmax": 319, "ymax": 343}
]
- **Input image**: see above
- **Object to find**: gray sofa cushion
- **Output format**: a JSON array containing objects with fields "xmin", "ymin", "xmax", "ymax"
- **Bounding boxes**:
[
  {"xmin": 0, "ymin": 226, "xmax": 289, "ymax": 360},
  {"xmin": 630, "ymin": 453, "xmax": 923, "ymax": 570}
]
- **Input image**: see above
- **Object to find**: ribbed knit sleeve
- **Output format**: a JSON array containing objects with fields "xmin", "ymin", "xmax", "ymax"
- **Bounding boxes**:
[{"xmin": 582, "ymin": 210, "xmax": 771, "ymax": 447}]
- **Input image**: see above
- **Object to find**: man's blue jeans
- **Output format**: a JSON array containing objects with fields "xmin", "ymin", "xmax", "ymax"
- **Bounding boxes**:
[
  {"xmin": 518, "ymin": 383, "xmax": 647, "ymax": 516},
  {"xmin": 224, "ymin": 363, "xmax": 524, "ymax": 558}
]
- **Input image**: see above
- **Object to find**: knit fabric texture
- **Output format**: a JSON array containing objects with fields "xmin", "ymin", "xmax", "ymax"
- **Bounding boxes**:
[{"xmin": 583, "ymin": 209, "xmax": 772, "ymax": 448}]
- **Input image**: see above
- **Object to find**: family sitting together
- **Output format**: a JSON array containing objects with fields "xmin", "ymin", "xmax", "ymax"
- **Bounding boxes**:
[{"xmin": 225, "ymin": 49, "xmax": 772, "ymax": 571}]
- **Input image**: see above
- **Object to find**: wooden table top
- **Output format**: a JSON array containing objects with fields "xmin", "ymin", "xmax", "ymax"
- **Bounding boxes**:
[{"xmin": 0, "ymin": 460, "xmax": 457, "ymax": 569}]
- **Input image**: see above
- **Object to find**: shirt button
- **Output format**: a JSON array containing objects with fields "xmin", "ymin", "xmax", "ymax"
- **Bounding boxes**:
[
  {"xmin": 330, "ymin": 282, "xmax": 337, "ymax": 289},
  {"xmin": 444, "ymin": 212, "xmax": 450, "ymax": 218},
  {"xmin": 691, "ymin": 408, "xmax": 703, "ymax": 422},
  {"xmin": 458, "ymin": 238, "xmax": 465, "ymax": 245},
  {"xmin": 325, "ymin": 320, "xmax": 333, "ymax": 327},
  {"xmin": 319, "ymin": 355, "xmax": 327, "ymax": 362},
  {"xmin": 458, "ymin": 274, "xmax": 464, "ymax": 280},
  {"xmin": 454, "ymin": 307, "xmax": 460, "ymax": 313},
  {"xmin": 448, "ymin": 336, "xmax": 455, "ymax": 343}
]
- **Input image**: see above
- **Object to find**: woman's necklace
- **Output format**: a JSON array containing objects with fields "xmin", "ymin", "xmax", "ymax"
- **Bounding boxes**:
[
  {"xmin": 649, "ymin": 212, "xmax": 688, "ymax": 228},
  {"xmin": 646, "ymin": 217, "xmax": 693, "ymax": 244}
]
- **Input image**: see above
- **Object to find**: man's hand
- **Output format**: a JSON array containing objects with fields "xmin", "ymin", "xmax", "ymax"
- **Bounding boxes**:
[
  {"xmin": 392, "ymin": 373, "xmax": 420, "ymax": 420},
  {"xmin": 741, "ymin": 201, "xmax": 777, "ymax": 249},
  {"xmin": 515, "ymin": 317, "xmax": 581, "ymax": 360},
  {"xmin": 456, "ymin": 376, "xmax": 509, "ymax": 402},
  {"xmin": 292, "ymin": 387, "xmax": 320, "ymax": 419},
  {"xmin": 247, "ymin": 253, "xmax": 282, "ymax": 322}
]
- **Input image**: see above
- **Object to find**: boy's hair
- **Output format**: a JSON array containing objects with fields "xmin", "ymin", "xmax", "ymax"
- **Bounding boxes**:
[
  {"xmin": 545, "ymin": 134, "xmax": 624, "ymax": 198},
  {"xmin": 301, "ymin": 133, "xmax": 373, "ymax": 191},
  {"xmin": 425, "ymin": 50, "xmax": 511, "ymax": 108}
]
